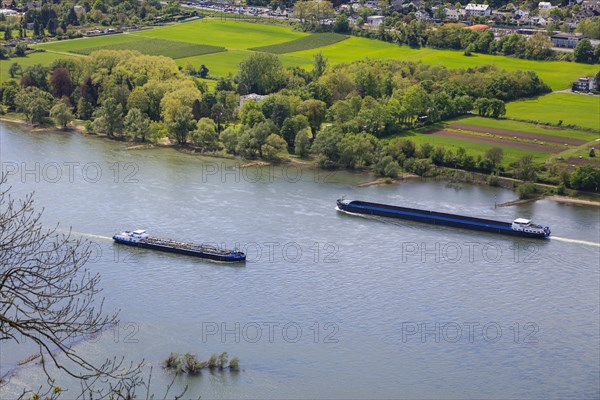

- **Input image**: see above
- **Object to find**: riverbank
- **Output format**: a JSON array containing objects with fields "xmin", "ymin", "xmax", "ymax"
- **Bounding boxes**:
[
  {"xmin": 2, "ymin": 118, "xmax": 599, "ymax": 208},
  {"xmin": 0, "ymin": 116, "xmax": 85, "ymax": 133}
]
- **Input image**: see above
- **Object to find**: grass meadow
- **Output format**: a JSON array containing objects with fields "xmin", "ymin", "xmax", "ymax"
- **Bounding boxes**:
[
  {"xmin": 505, "ymin": 93, "xmax": 600, "ymax": 131},
  {"xmin": 250, "ymin": 33, "xmax": 348, "ymax": 54},
  {"xmin": 450, "ymin": 116, "xmax": 600, "ymax": 141},
  {"xmin": 72, "ymin": 38, "xmax": 225, "ymax": 59}
]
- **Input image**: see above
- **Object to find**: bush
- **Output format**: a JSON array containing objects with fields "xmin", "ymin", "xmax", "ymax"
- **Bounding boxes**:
[
  {"xmin": 517, "ymin": 182, "xmax": 543, "ymax": 199},
  {"xmin": 84, "ymin": 120, "xmax": 93, "ymax": 133},
  {"xmin": 163, "ymin": 353, "xmax": 182, "ymax": 372},
  {"xmin": 486, "ymin": 173, "xmax": 500, "ymax": 187},
  {"xmin": 184, "ymin": 353, "xmax": 205, "ymax": 375},
  {"xmin": 229, "ymin": 357, "xmax": 240, "ymax": 371},
  {"xmin": 556, "ymin": 182, "xmax": 566, "ymax": 195},
  {"xmin": 207, "ymin": 353, "xmax": 218, "ymax": 369}
]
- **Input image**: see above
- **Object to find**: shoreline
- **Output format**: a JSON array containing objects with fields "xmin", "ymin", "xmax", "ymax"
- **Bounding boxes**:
[{"xmin": 2, "ymin": 118, "xmax": 599, "ymax": 208}]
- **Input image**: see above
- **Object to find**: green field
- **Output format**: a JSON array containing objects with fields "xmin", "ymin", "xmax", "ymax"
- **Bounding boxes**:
[
  {"xmin": 382, "ymin": 115, "xmax": 600, "ymax": 166},
  {"xmin": 389, "ymin": 129, "xmax": 551, "ymax": 165},
  {"xmin": 505, "ymin": 93, "xmax": 600, "ymax": 131},
  {"xmin": 284, "ymin": 36, "xmax": 599, "ymax": 91},
  {"xmin": 13, "ymin": 19, "xmax": 597, "ymax": 91},
  {"xmin": 135, "ymin": 19, "xmax": 307, "ymax": 50},
  {"xmin": 71, "ymin": 38, "xmax": 225, "ymax": 59},
  {"xmin": 0, "ymin": 51, "xmax": 79, "ymax": 83},
  {"xmin": 37, "ymin": 33, "xmax": 145, "ymax": 53},
  {"xmin": 450, "ymin": 116, "xmax": 600, "ymax": 141},
  {"xmin": 250, "ymin": 33, "xmax": 348, "ymax": 54}
]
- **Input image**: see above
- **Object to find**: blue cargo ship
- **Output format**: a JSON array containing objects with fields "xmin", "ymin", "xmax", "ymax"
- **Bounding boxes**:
[
  {"xmin": 336, "ymin": 199, "xmax": 551, "ymax": 238},
  {"xmin": 112, "ymin": 230, "xmax": 246, "ymax": 262}
]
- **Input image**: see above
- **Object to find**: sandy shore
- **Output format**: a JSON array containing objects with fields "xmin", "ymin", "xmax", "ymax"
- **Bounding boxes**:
[
  {"xmin": 0, "ymin": 117, "xmax": 85, "ymax": 133},
  {"xmin": 547, "ymin": 195, "xmax": 600, "ymax": 207}
]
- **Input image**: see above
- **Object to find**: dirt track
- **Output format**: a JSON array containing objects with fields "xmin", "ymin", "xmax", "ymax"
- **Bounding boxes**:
[
  {"xmin": 430, "ymin": 130, "xmax": 565, "ymax": 153},
  {"xmin": 446, "ymin": 123, "xmax": 589, "ymax": 146},
  {"xmin": 565, "ymin": 157, "xmax": 600, "ymax": 166}
]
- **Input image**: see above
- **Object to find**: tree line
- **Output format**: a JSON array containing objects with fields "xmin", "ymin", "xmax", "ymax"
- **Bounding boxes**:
[{"xmin": 4, "ymin": 49, "xmax": 595, "ymax": 191}]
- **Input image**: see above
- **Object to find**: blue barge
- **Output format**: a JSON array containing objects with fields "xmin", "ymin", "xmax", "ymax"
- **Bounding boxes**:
[
  {"xmin": 113, "ymin": 230, "xmax": 246, "ymax": 262},
  {"xmin": 336, "ymin": 199, "xmax": 551, "ymax": 239}
]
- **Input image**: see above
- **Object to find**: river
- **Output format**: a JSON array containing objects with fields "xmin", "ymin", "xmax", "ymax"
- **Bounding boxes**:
[{"xmin": 1, "ymin": 121, "xmax": 599, "ymax": 399}]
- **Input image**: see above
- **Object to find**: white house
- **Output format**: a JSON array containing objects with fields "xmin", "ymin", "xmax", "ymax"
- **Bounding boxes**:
[
  {"xmin": 445, "ymin": 8, "xmax": 466, "ymax": 20},
  {"xmin": 465, "ymin": 4, "xmax": 491, "ymax": 16},
  {"xmin": 367, "ymin": 15, "xmax": 385, "ymax": 27},
  {"xmin": 415, "ymin": 9, "xmax": 431, "ymax": 20},
  {"xmin": 0, "ymin": 9, "xmax": 18, "ymax": 16},
  {"xmin": 538, "ymin": 2, "xmax": 553, "ymax": 10}
]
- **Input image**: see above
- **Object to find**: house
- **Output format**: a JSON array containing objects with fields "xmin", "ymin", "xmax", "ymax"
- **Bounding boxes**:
[
  {"xmin": 531, "ymin": 15, "xmax": 548, "ymax": 26},
  {"xmin": 415, "ymin": 9, "xmax": 431, "ymax": 20},
  {"xmin": 465, "ymin": 4, "xmax": 491, "ymax": 16},
  {"xmin": 538, "ymin": 2, "xmax": 553, "ymax": 11},
  {"xmin": 573, "ymin": 76, "xmax": 598, "ymax": 92},
  {"xmin": 0, "ymin": 9, "xmax": 18, "ymax": 16},
  {"xmin": 73, "ymin": 5, "xmax": 85, "ymax": 14},
  {"xmin": 515, "ymin": 9, "xmax": 529, "ymax": 17},
  {"xmin": 239, "ymin": 93, "xmax": 266, "ymax": 107},
  {"xmin": 581, "ymin": 0, "xmax": 600, "ymax": 11},
  {"xmin": 366, "ymin": 15, "xmax": 385, "ymax": 27},
  {"xmin": 551, "ymin": 33, "xmax": 588, "ymax": 48},
  {"xmin": 390, "ymin": 0, "xmax": 404, "ymax": 11},
  {"xmin": 445, "ymin": 7, "xmax": 465, "ymax": 20},
  {"xmin": 1, "ymin": 0, "xmax": 12, "ymax": 8}
]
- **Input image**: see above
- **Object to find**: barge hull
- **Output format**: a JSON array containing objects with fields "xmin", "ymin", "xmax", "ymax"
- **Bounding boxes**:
[
  {"xmin": 337, "ymin": 200, "xmax": 548, "ymax": 239},
  {"xmin": 113, "ymin": 238, "xmax": 245, "ymax": 262}
]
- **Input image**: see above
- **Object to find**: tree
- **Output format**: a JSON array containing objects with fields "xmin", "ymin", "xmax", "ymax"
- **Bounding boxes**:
[
  {"xmin": 1, "ymin": 81, "xmax": 19, "ymax": 110},
  {"xmin": 281, "ymin": 115, "xmax": 309, "ymax": 148},
  {"xmin": 570, "ymin": 165, "xmax": 600, "ymax": 192},
  {"xmin": 50, "ymin": 67, "xmax": 74, "ymax": 98},
  {"xmin": 191, "ymin": 117, "xmax": 220, "ymax": 151},
  {"xmin": 312, "ymin": 52, "xmax": 327, "ymax": 80},
  {"xmin": 199, "ymin": 64, "xmax": 209, "ymax": 78},
  {"xmin": 333, "ymin": 13, "xmax": 349, "ymax": 33},
  {"xmin": 0, "ymin": 185, "xmax": 139, "ymax": 398},
  {"xmin": 574, "ymin": 38, "xmax": 594, "ymax": 64},
  {"xmin": 4, "ymin": 27, "xmax": 12, "ymax": 41},
  {"xmin": 162, "ymin": 99, "xmax": 195, "ymax": 144},
  {"xmin": 294, "ymin": 128, "xmax": 311, "ymax": 157},
  {"xmin": 8, "ymin": 62, "xmax": 22, "ymax": 78},
  {"xmin": 124, "ymin": 108, "xmax": 150, "ymax": 141},
  {"xmin": 93, "ymin": 98, "xmax": 124, "ymax": 137},
  {"xmin": 514, "ymin": 154, "xmax": 538, "ymax": 182},
  {"xmin": 485, "ymin": 147, "xmax": 504, "ymax": 171},
  {"xmin": 20, "ymin": 64, "xmax": 50, "ymax": 91},
  {"xmin": 261, "ymin": 133, "xmax": 288, "ymax": 161},
  {"xmin": 15, "ymin": 86, "xmax": 53, "ymax": 125},
  {"xmin": 298, "ymin": 99, "xmax": 327, "ymax": 139},
  {"xmin": 236, "ymin": 52, "xmax": 285, "ymax": 95},
  {"xmin": 50, "ymin": 101, "xmax": 73, "ymax": 128}
]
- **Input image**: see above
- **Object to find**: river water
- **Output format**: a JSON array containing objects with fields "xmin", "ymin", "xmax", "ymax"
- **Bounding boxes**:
[{"xmin": 1, "ymin": 122, "xmax": 599, "ymax": 399}]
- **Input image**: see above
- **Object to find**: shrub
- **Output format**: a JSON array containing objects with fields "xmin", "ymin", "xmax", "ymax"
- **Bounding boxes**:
[
  {"xmin": 486, "ymin": 173, "xmax": 500, "ymax": 187},
  {"xmin": 229, "ymin": 357, "xmax": 240, "ymax": 371},
  {"xmin": 163, "ymin": 353, "xmax": 182, "ymax": 372},
  {"xmin": 517, "ymin": 182, "xmax": 542, "ymax": 199},
  {"xmin": 184, "ymin": 353, "xmax": 203, "ymax": 375},
  {"xmin": 207, "ymin": 353, "xmax": 218, "ymax": 369}
]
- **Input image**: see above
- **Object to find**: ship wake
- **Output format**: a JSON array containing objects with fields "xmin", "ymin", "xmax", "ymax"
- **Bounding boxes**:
[{"xmin": 550, "ymin": 236, "xmax": 600, "ymax": 248}]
